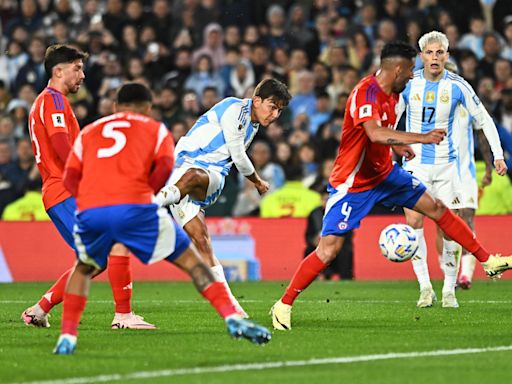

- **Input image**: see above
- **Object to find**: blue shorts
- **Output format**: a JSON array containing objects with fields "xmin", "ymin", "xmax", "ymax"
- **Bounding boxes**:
[
  {"xmin": 322, "ymin": 164, "xmax": 426, "ymax": 236},
  {"xmin": 47, "ymin": 197, "xmax": 77, "ymax": 249},
  {"xmin": 74, "ymin": 204, "xmax": 191, "ymax": 269}
]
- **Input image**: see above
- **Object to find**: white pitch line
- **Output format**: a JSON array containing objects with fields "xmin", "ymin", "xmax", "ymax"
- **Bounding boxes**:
[{"xmin": 10, "ymin": 345, "xmax": 512, "ymax": 384}]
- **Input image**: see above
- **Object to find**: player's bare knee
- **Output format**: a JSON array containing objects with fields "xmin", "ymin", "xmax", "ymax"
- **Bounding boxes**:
[
  {"xmin": 406, "ymin": 216, "xmax": 423, "ymax": 229},
  {"xmin": 111, "ymin": 243, "xmax": 129, "ymax": 256},
  {"xmin": 76, "ymin": 261, "xmax": 98, "ymax": 276}
]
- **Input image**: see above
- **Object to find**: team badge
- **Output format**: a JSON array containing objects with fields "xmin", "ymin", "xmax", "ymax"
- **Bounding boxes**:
[
  {"xmin": 359, "ymin": 104, "xmax": 372, "ymax": 118},
  {"xmin": 440, "ymin": 90, "xmax": 449, "ymax": 104},
  {"xmin": 426, "ymin": 91, "xmax": 435, "ymax": 103},
  {"xmin": 338, "ymin": 222, "xmax": 348, "ymax": 230}
]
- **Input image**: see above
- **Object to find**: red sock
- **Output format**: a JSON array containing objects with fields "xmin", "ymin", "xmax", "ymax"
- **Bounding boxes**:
[
  {"xmin": 282, "ymin": 251, "xmax": 328, "ymax": 305},
  {"xmin": 201, "ymin": 281, "xmax": 238, "ymax": 319},
  {"xmin": 436, "ymin": 209, "xmax": 489, "ymax": 262},
  {"xmin": 61, "ymin": 293, "xmax": 87, "ymax": 336},
  {"xmin": 107, "ymin": 255, "xmax": 132, "ymax": 314},
  {"xmin": 37, "ymin": 268, "xmax": 73, "ymax": 313}
]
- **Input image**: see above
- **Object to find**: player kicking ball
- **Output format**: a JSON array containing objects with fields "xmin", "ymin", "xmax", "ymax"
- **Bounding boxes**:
[
  {"xmin": 53, "ymin": 83, "xmax": 270, "ymax": 355},
  {"xmin": 270, "ymin": 41, "xmax": 512, "ymax": 331},
  {"xmin": 156, "ymin": 78, "xmax": 291, "ymax": 317}
]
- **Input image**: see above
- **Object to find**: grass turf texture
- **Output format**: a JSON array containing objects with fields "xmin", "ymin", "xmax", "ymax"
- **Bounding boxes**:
[{"xmin": 1, "ymin": 280, "xmax": 512, "ymax": 383}]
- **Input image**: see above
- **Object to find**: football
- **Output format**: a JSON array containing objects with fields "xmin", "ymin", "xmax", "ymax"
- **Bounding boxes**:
[{"xmin": 379, "ymin": 224, "xmax": 419, "ymax": 262}]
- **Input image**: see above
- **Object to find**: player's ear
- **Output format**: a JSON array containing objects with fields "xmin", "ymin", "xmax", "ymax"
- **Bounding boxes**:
[{"xmin": 252, "ymin": 96, "xmax": 262, "ymax": 109}]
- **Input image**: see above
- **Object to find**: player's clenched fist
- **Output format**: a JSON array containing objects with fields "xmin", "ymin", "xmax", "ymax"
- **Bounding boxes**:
[{"xmin": 422, "ymin": 128, "xmax": 446, "ymax": 145}]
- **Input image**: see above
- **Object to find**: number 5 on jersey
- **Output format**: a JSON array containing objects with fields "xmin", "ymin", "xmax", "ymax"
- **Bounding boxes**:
[{"xmin": 97, "ymin": 121, "xmax": 130, "ymax": 158}]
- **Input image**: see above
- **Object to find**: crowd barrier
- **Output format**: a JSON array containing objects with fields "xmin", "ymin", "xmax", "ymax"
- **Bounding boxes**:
[{"xmin": 1, "ymin": 215, "xmax": 511, "ymax": 282}]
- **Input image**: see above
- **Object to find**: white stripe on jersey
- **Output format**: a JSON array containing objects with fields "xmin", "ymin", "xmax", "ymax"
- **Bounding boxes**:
[
  {"xmin": 401, "ymin": 70, "xmax": 482, "ymax": 166},
  {"xmin": 174, "ymin": 97, "xmax": 259, "ymax": 176},
  {"xmin": 455, "ymin": 105, "xmax": 477, "ymax": 183}
]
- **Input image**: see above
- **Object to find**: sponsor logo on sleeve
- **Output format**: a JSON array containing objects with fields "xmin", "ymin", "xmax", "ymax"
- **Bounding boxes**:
[{"xmin": 51, "ymin": 113, "xmax": 66, "ymax": 128}]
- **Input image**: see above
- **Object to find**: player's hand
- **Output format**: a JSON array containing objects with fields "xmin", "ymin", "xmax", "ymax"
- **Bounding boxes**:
[
  {"xmin": 392, "ymin": 145, "xmax": 415, "ymax": 160},
  {"xmin": 481, "ymin": 168, "xmax": 492, "ymax": 188},
  {"xmin": 494, "ymin": 159, "xmax": 508, "ymax": 176},
  {"xmin": 254, "ymin": 179, "xmax": 270, "ymax": 195},
  {"xmin": 422, "ymin": 128, "xmax": 446, "ymax": 145}
]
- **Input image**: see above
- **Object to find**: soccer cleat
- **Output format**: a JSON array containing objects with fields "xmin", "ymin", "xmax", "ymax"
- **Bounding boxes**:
[
  {"xmin": 416, "ymin": 287, "xmax": 436, "ymax": 308},
  {"xmin": 482, "ymin": 254, "xmax": 512, "ymax": 279},
  {"xmin": 270, "ymin": 300, "xmax": 292, "ymax": 330},
  {"xmin": 21, "ymin": 306, "xmax": 50, "ymax": 328},
  {"xmin": 226, "ymin": 316, "xmax": 271, "ymax": 345},
  {"xmin": 111, "ymin": 312, "xmax": 157, "ymax": 329},
  {"xmin": 457, "ymin": 275, "xmax": 472, "ymax": 290},
  {"xmin": 53, "ymin": 334, "xmax": 77, "ymax": 355},
  {"xmin": 442, "ymin": 292, "xmax": 459, "ymax": 308}
]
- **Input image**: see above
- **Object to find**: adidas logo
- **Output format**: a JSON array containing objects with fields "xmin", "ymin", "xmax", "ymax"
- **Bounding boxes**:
[
  {"xmin": 411, "ymin": 93, "xmax": 421, "ymax": 102},
  {"xmin": 451, "ymin": 197, "xmax": 460, "ymax": 205},
  {"xmin": 123, "ymin": 283, "xmax": 133, "ymax": 290}
]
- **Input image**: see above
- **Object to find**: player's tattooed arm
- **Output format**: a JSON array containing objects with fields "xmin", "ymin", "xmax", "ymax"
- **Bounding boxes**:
[{"xmin": 386, "ymin": 138, "xmax": 407, "ymax": 145}]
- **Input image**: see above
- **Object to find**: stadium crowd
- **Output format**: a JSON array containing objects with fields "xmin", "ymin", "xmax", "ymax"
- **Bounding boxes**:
[{"xmin": 1, "ymin": 0, "xmax": 512, "ymax": 219}]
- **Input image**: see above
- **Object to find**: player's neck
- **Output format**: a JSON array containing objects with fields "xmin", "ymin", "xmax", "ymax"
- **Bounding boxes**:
[
  {"xmin": 375, "ymin": 71, "xmax": 393, "ymax": 95},
  {"xmin": 423, "ymin": 69, "xmax": 444, "ymax": 82},
  {"xmin": 47, "ymin": 80, "xmax": 68, "ymax": 96}
]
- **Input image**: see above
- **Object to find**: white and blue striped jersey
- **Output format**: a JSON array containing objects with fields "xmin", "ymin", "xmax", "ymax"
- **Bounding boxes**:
[
  {"xmin": 396, "ymin": 69, "xmax": 503, "ymax": 165},
  {"xmin": 174, "ymin": 97, "xmax": 259, "ymax": 176},
  {"xmin": 454, "ymin": 105, "xmax": 477, "ymax": 183}
]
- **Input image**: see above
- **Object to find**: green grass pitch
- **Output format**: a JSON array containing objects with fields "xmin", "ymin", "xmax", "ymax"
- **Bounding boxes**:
[{"xmin": 2, "ymin": 280, "xmax": 512, "ymax": 383}]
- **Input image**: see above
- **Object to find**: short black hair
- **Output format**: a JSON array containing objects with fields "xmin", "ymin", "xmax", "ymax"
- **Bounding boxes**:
[
  {"xmin": 44, "ymin": 44, "xmax": 88, "ymax": 78},
  {"xmin": 116, "ymin": 82, "xmax": 152, "ymax": 104},
  {"xmin": 380, "ymin": 41, "xmax": 417, "ymax": 62},
  {"xmin": 253, "ymin": 78, "xmax": 291, "ymax": 107}
]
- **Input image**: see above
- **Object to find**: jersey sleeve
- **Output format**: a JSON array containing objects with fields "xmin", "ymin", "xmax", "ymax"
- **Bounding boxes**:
[
  {"xmin": 154, "ymin": 123, "xmax": 175, "ymax": 160},
  {"xmin": 351, "ymin": 86, "xmax": 382, "ymax": 128},
  {"xmin": 394, "ymin": 93, "xmax": 407, "ymax": 129},
  {"xmin": 42, "ymin": 93, "xmax": 71, "ymax": 137},
  {"xmin": 221, "ymin": 103, "xmax": 255, "ymax": 176}
]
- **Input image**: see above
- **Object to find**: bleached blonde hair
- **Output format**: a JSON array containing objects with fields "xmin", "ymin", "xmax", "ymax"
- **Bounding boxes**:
[{"xmin": 418, "ymin": 31, "xmax": 449, "ymax": 52}]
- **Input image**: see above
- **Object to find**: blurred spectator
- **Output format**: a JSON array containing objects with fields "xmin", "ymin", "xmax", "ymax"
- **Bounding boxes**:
[
  {"xmin": 289, "ymin": 70, "xmax": 316, "ymax": 119},
  {"xmin": 494, "ymin": 58, "xmax": 512, "ymax": 91},
  {"xmin": 169, "ymin": 120, "xmax": 189, "ymax": 144},
  {"xmin": 192, "ymin": 23, "xmax": 226, "ymax": 70},
  {"xmin": 233, "ymin": 140, "xmax": 285, "ymax": 217},
  {"xmin": 149, "ymin": 0, "xmax": 173, "ymax": 45},
  {"xmin": 310, "ymin": 91, "xmax": 332, "ymax": 135},
  {"xmin": 0, "ymin": 115, "xmax": 16, "ymax": 152},
  {"xmin": 229, "ymin": 59, "xmax": 255, "ymax": 99},
  {"xmin": 14, "ymin": 36, "xmax": 46, "ymax": 93},
  {"xmin": 348, "ymin": 30, "xmax": 373, "ymax": 74},
  {"xmin": 16, "ymin": 83, "xmax": 36, "ymax": 106},
  {"xmin": 185, "ymin": 54, "xmax": 226, "ymax": 103},
  {"xmin": 260, "ymin": 161, "xmax": 321, "ymax": 218},
  {"xmin": 97, "ymin": 96, "xmax": 114, "ymax": 117},
  {"xmin": 0, "ymin": 81, "xmax": 12, "ymax": 110},
  {"xmin": 265, "ymin": 4, "xmax": 297, "ymax": 51},
  {"xmin": 478, "ymin": 32, "xmax": 502, "ymax": 79},
  {"xmin": 458, "ymin": 50, "xmax": 480, "ymax": 90},
  {"xmin": 298, "ymin": 142, "xmax": 318, "ymax": 186},
  {"xmin": 163, "ymin": 48, "xmax": 192, "ymax": 92},
  {"xmin": 502, "ymin": 15, "xmax": 512, "ymax": 61},
  {"xmin": 158, "ymin": 86, "xmax": 184, "ymax": 128},
  {"xmin": 102, "ymin": 0, "xmax": 126, "ymax": 42},
  {"xmin": 201, "ymin": 86, "xmax": 220, "ymax": 113},
  {"xmin": 458, "ymin": 15, "xmax": 486, "ymax": 59},
  {"xmin": 4, "ymin": 0, "xmax": 42, "ymax": 38},
  {"xmin": 7, "ymin": 98, "xmax": 29, "ymax": 138},
  {"xmin": 2, "ymin": 177, "xmax": 49, "ymax": 220},
  {"xmin": 181, "ymin": 89, "xmax": 201, "ymax": 116},
  {"xmin": 0, "ymin": 139, "xmax": 18, "ymax": 215},
  {"xmin": 224, "ymin": 25, "xmax": 241, "ymax": 50}
]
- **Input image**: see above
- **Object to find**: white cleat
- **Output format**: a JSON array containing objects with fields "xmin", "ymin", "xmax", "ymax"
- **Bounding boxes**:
[
  {"xmin": 442, "ymin": 292, "xmax": 459, "ymax": 308},
  {"xmin": 270, "ymin": 300, "xmax": 292, "ymax": 330},
  {"xmin": 481, "ymin": 254, "xmax": 512, "ymax": 279},
  {"xmin": 111, "ymin": 312, "xmax": 157, "ymax": 329},
  {"xmin": 416, "ymin": 287, "xmax": 436, "ymax": 308},
  {"xmin": 21, "ymin": 305, "xmax": 50, "ymax": 328}
]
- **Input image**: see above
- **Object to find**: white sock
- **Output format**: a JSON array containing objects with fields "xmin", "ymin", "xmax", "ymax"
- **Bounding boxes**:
[
  {"xmin": 441, "ymin": 239, "xmax": 461, "ymax": 294},
  {"xmin": 210, "ymin": 265, "xmax": 247, "ymax": 315},
  {"xmin": 155, "ymin": 185, "xmax": 181, "ymax": 206},
  {"xmin": 411, "ymin": 229, "xmax": 432, "ymax": 291},
  {"xmin": 460, "ymin": 253, "xmax": 477, "ymax": 280}
]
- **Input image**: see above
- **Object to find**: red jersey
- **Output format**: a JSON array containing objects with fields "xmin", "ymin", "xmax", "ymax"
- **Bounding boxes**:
[
  {"xmin": 329, "ymin": 75, "xmax": 398, "ymax": 192},
  {"xmin": 28, "ymin": 87, "xmax": 81, "ymax": 210},
  {"xmin": 65, "ymin": 112, "xmax": 175, "ymax": 211}
]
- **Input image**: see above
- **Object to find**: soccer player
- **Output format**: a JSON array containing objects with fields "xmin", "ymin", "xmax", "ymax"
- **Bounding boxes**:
[
  {"xmin": 270, "ymin": 41, "xmax": 512, "ymax": 331},
  {"xmin": 22, "ymin": 44, "xmax": 154, "ymax": 329},
  {"xmin": 156, "ymin": 78, "xmax": 291, "ymax": 316},
  {"xmin": 396, "ymin": 32, "xmax": 507, "ymax": 308},
  {"xmin": 53, "ymin": 83, "xmax": 270, "ymax": 354}
]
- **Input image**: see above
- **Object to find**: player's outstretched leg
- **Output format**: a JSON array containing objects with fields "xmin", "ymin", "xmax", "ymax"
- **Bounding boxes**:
[
  {"xmin": 416, "ymin": 195, "xmax": 512, "ymax": 279},
  {"xmin": 173, "ymin": 246, "xmax": 270, "ymax": 345},
  {"xmin": 21, "ymin": 267, "xmax": 74, "ymax": 328}
]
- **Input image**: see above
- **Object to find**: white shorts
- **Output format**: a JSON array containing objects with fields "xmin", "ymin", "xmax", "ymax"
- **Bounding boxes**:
[
  {"xmin": 459, "ymin": 175, "xmax": 478, "ymax": 209},
  {"xmin": 168, "ymin": 164, "xmax": 225, "ymax": 227},
  {"xmin": 403, "ymin": 162, "xmax": 463, "ymax": 209}
]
